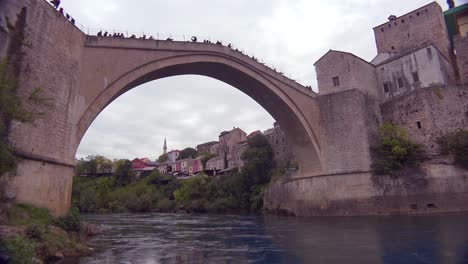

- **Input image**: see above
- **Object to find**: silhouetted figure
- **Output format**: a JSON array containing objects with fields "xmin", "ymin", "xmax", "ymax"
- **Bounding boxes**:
[
  {"xmin": 97, "ymin": 31, "xmax": 102, "ymax": 37},
  {"xmin": 228, "ymin": 43, "xmax": 232, "ymax": 48},
  {"xmin": 130, "ymin": 34, "xmax": 136, "ymax": 39},
  {"xmin": 50, "ymin": 0, "xmax": 60, "ymax": 9},
  {"xmin": 447, "ymin": 0, "xmax": 455, "ymax": 9},
  {"xmin": 216, "ymin": 41, "xmax": 222, "ymax": 45},
  {"xmin": 65, "ymin": 13, "xmax": 70, "ymax": 19},
  {"xmin": 104, "ymin": 31, "xmax": 108, "ymax": 37},
  {"xmin": 59, "ymin": 7, "xmax": 64, "ymax": 15},
  {"xmin": 191, "ymin": 36, "xmax": 197, "ymax": 42},
  {"xmin": 166, "ymin": 37, "xmax": 173, "ymax": 41},
  {"xmin": 149, "ymin": 36, "xmax": 154, "ymax": 40},
  {"xmin": 142, "ymin": 35, "xmax": 146, "ymax": 39},
  {"xmin": 71, "ymin": 18, "xmax": 75, "ymax": 25}
]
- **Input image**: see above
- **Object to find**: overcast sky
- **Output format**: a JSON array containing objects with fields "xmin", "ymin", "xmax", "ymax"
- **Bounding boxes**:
[{"xmin": 67, "ymin": 0, "xmax": 452, "ymax": 160}]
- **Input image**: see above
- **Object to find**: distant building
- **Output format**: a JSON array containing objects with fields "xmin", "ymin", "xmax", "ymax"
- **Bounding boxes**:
[
  {"xmin": 263, "ymin": 122, "xmax": 296, "ymax": 166},
  {"xmin": 196, "ymin": 141, "xmax": 218, "ymax": 154},
  {"xmin": 315, "ymin": 1, "xmax": 468, "ymax": 102},
  {"xmin": 167, "ymin": 150, "xmax": 181, "ymax": 162},
  {"xmin": 131, "ymin": 158, "xmax": 158, "ymax": 177}
]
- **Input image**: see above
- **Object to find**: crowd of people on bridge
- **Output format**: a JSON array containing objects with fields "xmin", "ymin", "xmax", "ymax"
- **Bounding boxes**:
[
  {"xmin": 49, "ymin": 0, "xmax": 76, "ymax": 25},
  {"xmin": 47, "ymin": 0, "xmax": 310, "ymax": 90}
]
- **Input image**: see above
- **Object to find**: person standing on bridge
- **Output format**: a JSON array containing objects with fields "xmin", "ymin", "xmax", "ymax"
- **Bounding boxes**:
[{"xmin": 50, "ymin": 0, "xmax": 60, "ymax": 9}]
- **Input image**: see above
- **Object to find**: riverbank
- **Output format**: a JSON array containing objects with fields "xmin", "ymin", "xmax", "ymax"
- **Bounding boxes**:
[{"xmin": 0, "ymin": 204, "xmax": 101, "ymax": 263}]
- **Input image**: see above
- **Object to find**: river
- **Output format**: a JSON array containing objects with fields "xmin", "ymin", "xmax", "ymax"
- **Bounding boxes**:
[{"xmin": 74, "ymin": 213, "xmax": 468, "ymax": 264}]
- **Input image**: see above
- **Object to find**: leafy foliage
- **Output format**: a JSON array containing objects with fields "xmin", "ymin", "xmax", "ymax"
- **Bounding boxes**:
[
  {"xmin": 72, "ymin": 135, "xmax": 276, "ymax": 214},
  {"xmin": 157, "ymin": 153, "xmax": 169, "ymax": 163},
  {"xmin": 371, "ymin": 123, "xmax": 425, "ymax": 176},
  {"xmin": 54, "ymin": 207, "xmax": 82, "ymax": 232},
  {"xmin": 177, "ymin": 147, "xmax": 198, "ymax": 160},
  {"xmin": 113, "ymin": 159, "xmax": 135, "ymax": 186},
  {"xmin": 437, "ymin": 130, "xmax": 468, "ymax": 169},
  {"xmin": 1, "ymin": 236, "xmax": 35, "ymax": 264},
  {"xmin": 200, "ymin": 152, "xmax": 217, "ymax": 168},
  {"xmin": 75, "ymin": 155, "xmax": 113, "ymax": 176}
]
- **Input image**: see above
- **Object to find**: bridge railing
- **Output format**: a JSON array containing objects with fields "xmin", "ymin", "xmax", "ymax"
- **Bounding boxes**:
[{"xmin": 45, "ymin": 0, "xmax": 315, "ymax": 94}]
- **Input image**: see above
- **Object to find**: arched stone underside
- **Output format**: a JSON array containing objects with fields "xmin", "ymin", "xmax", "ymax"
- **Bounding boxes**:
[{"xmin": 77, "ymin": 37, "xmax": 322, "ymax": 177}]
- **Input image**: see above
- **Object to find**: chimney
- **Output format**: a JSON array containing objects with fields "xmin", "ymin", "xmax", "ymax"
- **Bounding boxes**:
[{"xmin": 447, "ymin": 0, "xmax": 455, "ymax": 9}]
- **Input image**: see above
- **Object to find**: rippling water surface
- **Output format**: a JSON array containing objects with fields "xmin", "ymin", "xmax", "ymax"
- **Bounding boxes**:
[{"xmin": 76, "ymin": 213, "xmax": 468, "ymax": 264}]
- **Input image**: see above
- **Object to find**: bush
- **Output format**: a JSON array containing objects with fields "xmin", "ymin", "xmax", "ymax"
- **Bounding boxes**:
[
  {"xmin": 371, "ymin": 123, "xmax": 425, "ymax": 176},
  {"xmin": 1, "ymin": 236, "xmax": 35, "ymax": 264},
  {"xmin": 26, "ymin": 224, "xmax": 44, "ymax": 240},
  {"xmin": 54, "ymin": 207, "xmax": 81, "ymax": 232},
  {"xmin": 155, "ymin": 198, "xmax": 174, "ymax": 212},
  {"xmin": 437, "ymin": 130, "xmax": 468, "ymax": 169},
  {"xmin": 78, "ymin": 188, "xmax": 98, "ymax": 213}
]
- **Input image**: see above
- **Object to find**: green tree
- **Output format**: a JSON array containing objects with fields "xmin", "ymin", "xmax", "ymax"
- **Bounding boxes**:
[
  {"xmin": 200, "ymin": 153, "xmax": 217, "ymax": 168},
  {"xmin": 177, "ymin": 147, "xmax": 198, "ymax": 160},
  {"xmin": 158, "ymin": 153, "xmax": 169, "ymax": 163},
  {"xmin": 371, "ymin": 123, "xmax": 425, "ymax": 176},
  {"xmin": 437, "ymin": 130, "xmax": 468, "ymax": 169},
  {"xmin": 114, "ymin": 159, "xmax": 135, "ymax": 186},
  {"xmin": 241, "ymin": 134, "xmax": 274, "ymax": 185}
]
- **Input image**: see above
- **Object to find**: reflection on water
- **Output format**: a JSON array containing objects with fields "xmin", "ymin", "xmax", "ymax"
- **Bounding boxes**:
[{"xmin": 76, "ymin": 213, "xmax": 468, "ymax": 264}]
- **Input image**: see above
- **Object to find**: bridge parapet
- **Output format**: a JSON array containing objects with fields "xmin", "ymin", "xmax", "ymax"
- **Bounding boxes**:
[{"xmin": 84, "ymin": 35, "xmax": 317, "ymax": 98}]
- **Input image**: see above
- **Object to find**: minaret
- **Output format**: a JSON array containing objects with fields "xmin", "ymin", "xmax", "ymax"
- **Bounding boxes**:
[{"xmin": 163, "ymin": 138, "xmax": 167, "ymax": 155}]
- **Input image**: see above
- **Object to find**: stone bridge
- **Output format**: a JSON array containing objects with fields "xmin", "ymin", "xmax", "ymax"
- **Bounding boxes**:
[
  {"xmin": 1, "ymin": 0, "xmax": 324, "ymax": 215},
  {"xmin": 4, "ymin": 0, "xmax": 467, "ymax": 217}
]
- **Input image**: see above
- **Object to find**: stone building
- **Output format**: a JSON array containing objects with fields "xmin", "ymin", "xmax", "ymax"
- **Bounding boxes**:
[
  {"xmin": 196, "ymin": 141, "xmax": 218, "ymax": 154},
  {"xmin": 263, "ymin": 122, "xmax": 296, "ymax": 167},
  {"xmin": 372, "ymin": 44, "xmax": 455, "ymax": 100},
  {"xmin": 218, "ymin": 127, "xmax": 247, "ymax": 159},
  {"xmin": 373, "ymin": 2, "xmax": 452, "ymax": 60},
  {"xmin": 314, "ymin": 1, "xmax": 468, "ymax": 165},
  {"xmin": 166, "ymin": 149, "xmax": 180, "ymax": 162}
]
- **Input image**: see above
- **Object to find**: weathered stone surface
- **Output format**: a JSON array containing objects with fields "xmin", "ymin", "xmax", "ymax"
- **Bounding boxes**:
[
  {"xmin": 380, "ymin": 85, "xmax": 468, "ymax": 155},
  {"xmin": 264, "ymin": 163, "xmax": 468, "ymax": 216},
  {"xmin": 373, "ymin": 2, "xmax": 452, "ymax": 60},
  {"xmin": 455, "ymin": 35, "xmax": 468, "ymax": 85}
]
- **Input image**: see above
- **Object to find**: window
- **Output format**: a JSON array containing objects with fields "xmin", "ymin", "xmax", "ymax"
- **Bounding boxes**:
[
  {"xmin": 402, "ymin": 19, "xmax": 405, "ymax": 23},
  {"xmin": 412, "ymin": 72, "xmax": 420, "ymax": 83},
  {"xmin": 426, "ymin": 48, "xmax": 432, "ymax": 60},
  {"xmin": 383, "ymin": 82, "xmax": 392, "ymax": 93},
  {"xmin": 381, "ymin": 28, "xmax": 384, "ymax": 32},
  {"xmin": 416, "ymin": 121, "xmax": 422, "ymax": 129},
  {"xmin": 332, "ymin": 76, "xmax": 340, "ymax": 86},
  {"xmin": 397, "ymin": 78, "xmax": 404, "ymax": 88}
]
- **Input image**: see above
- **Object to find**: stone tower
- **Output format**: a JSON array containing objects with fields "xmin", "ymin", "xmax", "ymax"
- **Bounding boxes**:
[{"xmin": 163, "ymin": 138, "xmax": 167, "ymax": 155}]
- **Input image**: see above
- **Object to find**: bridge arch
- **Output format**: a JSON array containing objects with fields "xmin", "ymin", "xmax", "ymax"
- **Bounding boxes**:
[{"xmin": 77, "ymin": 38, "xmax": 323, "ymax": 177}]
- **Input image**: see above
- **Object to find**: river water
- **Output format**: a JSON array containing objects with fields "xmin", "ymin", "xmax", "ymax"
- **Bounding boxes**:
[{"xmin": 76, "ymin": 213, "xmax": 468, "ymax": 264}]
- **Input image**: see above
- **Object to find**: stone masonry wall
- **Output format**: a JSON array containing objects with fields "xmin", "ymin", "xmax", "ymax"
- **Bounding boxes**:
[
  {"xmin": 318, "ymin": 89, "xmax": 380, "ymax": 174},
  {"xmin": 0, "ymin": 0, "xmax": 86, "ymax": 215},
  {"xmin": 455, "ymin": 35, "xmax": 468, "ymax": 85},
  {"xmin": 373, "ymin": 2, "xmax": 452, "ymax": 60},
  {"xmin": 380, "ymin": 86, "xmax": 468, "ymax": 155},
  {"xmin": 264, "ymin": 163, "xmax": 468, "ymax": 216},
  {"xmin": 3, "ymin": 0, "xmax": 85, "ymax": 164}
]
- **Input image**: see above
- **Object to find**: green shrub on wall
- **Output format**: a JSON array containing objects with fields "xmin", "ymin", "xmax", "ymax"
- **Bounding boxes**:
[
  {"xmin": 371, "ymin": 123, "xmax": 425, "ymax": 176},
  {"xmin": 437, "ymin": 130, "xmax": 468, "ymax": 169}
]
